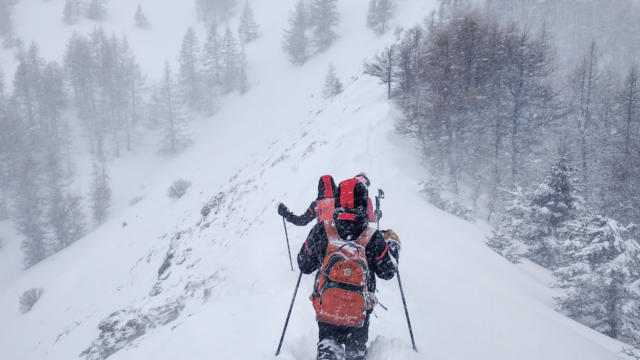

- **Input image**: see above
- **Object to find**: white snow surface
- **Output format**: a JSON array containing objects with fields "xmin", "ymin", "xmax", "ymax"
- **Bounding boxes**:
[{"xmin": 0, "ymin": 0, "xmax": 635, "ymax": 359}]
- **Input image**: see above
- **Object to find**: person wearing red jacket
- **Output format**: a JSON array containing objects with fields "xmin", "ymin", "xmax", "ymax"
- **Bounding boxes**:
[
  {"xmin": 278, "ymin": 175, "xmax": 338, "ymax": 225},
  {"xmin": 354, "ymin": 172, "xmax": 381, "ymax": 223},
  {"xmin": 297, "ymin": 178, "xmax": 400, "ymax": 360}
]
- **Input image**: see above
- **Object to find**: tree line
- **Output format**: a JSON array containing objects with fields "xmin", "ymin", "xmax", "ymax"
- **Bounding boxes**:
[
  {"xmin": 0, "ymin": 3, "xmax": 258, "ymax": 267},
  {"xmin": 365, "ymin": 2, "xmax": 640, "ymax": 349}
]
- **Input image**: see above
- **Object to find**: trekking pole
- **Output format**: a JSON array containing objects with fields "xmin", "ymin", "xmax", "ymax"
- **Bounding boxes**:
[
  {"xmin": 376, "ymin": 188, "xmax": 417, "ymax": 352},
  {"xmin": 282, "ymin": 216, "xmax": 294, "ymax": 271},
  {"xmin": 375, "ymin": 189, "xmax": 385, "ymax": 231},
  {"xmin": 276, "ymin": 271, "xmax": 303, "ymax": 356},
  {"xmin": 397, "ymin": 268, "xmax": 418, "ymax": 352}
]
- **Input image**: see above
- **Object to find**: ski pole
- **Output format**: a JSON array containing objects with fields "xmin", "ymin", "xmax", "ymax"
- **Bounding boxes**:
[
  {"xmin": 375, "ymin": 188, "xmax": 416, "ymax": 351},
  {"xmin": 375, "ymin": 188, "xmax": 385, "ymax": 231},
  {"xmin": 282, "ymin": 216, "xmax": 293, "ymax": 271},
  {"xmin": 276, "ymin": 271, "xmax": 303, "ymax": 356},
  {"xmin": 397, "ymin": 268, "xmax": 417, "ymax": 352}
]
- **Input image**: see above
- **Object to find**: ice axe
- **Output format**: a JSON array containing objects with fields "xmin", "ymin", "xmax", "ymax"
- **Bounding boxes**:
[{"xmin": 375, "ymin": 188, "xmax": 418, "ymax": 352}]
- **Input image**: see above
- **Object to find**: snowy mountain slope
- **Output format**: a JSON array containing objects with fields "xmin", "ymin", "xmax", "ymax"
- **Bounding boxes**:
[{"xmin": 0, "ymin": 0, "xmax": 636, "ymax": 359}]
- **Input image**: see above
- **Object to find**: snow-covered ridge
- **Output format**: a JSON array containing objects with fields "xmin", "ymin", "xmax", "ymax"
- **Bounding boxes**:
[{"xmin": 0, "ymin": 0, "xmax": 636, "ymax": 359}]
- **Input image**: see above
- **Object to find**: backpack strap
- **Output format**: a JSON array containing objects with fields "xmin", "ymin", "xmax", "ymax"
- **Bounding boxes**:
[
  {"xmin": 324, "ymin": 221, "xmax": 340, "ymax": 243},
  {"xmin": 355, "ymin": 226, "xmax": 376, "ymax": 248}
]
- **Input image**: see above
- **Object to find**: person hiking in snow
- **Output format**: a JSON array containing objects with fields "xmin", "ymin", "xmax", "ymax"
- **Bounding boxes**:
[
  {"xmin": 278, "ymin": 175, "xmax": 338, "ymax": 226},
  {"xmin": 297, "ymin": 177, "xmax": 400, "ymax": 360},
  {"xmin": 354, "ymin": 172, "xmax": 382, "ymax": 223}
]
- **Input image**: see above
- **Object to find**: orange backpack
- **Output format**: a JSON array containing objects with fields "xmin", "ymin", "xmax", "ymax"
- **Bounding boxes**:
[
  {"xmin": 315, "ymin": 198, "xmax": 335, "ymax": 222},
  {"xmin": 311, "ymin": 221, "xmax": 376, "ymax": 327}
]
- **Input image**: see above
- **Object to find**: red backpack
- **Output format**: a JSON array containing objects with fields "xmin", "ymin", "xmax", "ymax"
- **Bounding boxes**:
[
  {"xmin": 311, "ymin": 220, "xmax": 376, "ymax": 327},
  {"xmin": 316, "ymin": 198, "xmax": 335, "ymax": 222},
  {"xmin": 315, "ymin": 175, "xmax": 336, "ymax": 222}
]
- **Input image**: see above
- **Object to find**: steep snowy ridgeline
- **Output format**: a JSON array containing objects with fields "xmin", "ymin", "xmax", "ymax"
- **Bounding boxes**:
[
  {"xmin": 0, "ymin": 75, "xmax": 632, "ymax": 359},
  {"xmin": 0, "ymin": 1, "xmax": 636, "ymax": 360}
]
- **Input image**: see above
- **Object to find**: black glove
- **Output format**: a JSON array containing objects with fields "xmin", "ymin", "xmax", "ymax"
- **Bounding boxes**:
[
  {"xmin": 375, "ymin": 209, "xmax": 383, "ymax": 220},
  {"xmin": 278, "ymin": 203, "xmax": 289, "ymax": 217}
]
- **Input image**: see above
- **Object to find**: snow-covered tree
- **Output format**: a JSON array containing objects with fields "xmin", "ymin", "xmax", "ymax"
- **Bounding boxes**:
[
  {"xmin": 16, "ymin": 153, "xmax": 47, "ymax": 268},
  {"xmin": 157, "ymin": 62, "xmax": 190, "ymax": 154},
  {"xmin": 237, "ymin": 44, "xmax": 249, "ymax": 94},
  {"xmin": 13, "ymin": 43, "xmax": 44, "ymax": 129},
  {"xmin": 47, "ymin": 189, "xmax": 85, "ymax": 252},
  {"xmin": 310, "ymin": 0, "xmax": 339, "ymax": 53},
  {"xmin": 178, "ymin": 27, "xmax": 203, "ymax": 111},
  {"xmin": 202, "ymin": 23, "xmax": 221, "ymax": 113},
  {"xmin": 134, "ymin": 4, "xmax": 150, "ymax": 29},
  {"xmin": 220, "ymin": 26, "xmax": 241, "ymax": 93},
  {"xmin": 488, "ymin": 158, "xmax": 584, "ymax": 269},
  {"xmin": 322, "ymin": 63, "xmax": 342, "ymax": 98},
  {"xmin": 86, "ymin": 0, "xmax": 108, "ymax": 21},
  {"xmin": 0, "ymin": 0, "xmax": 17, "ymax": 48},
  {"xmin": 283, "ymin": 0, "xmax": 310, "ymax": 65},
  {"xmin": 119, "ymin": 37, "xmax": 145, "ymax": 152},
  {"xmin": 196, "ymin": 0, "xmax": 236, "ymax": 22},
  {"xmin": 367, "ymin": 0, "xmax": 395, "ymax": 35},
  {"xmin": 63, "ymin": 0, "xmax": 83, "ymax": 25},
  {"xmin": 555, "ymin": 216, "xmax": 640, "ymax": 341},
  {"xmin": 525, "ymin": 158, "xmax": 584, "ymax": 268},
  {"xmin": 91, "ymin": 138, "xmax": 110, "ymax": 224},
  {"xmin": 238, "ymin": 1, "xmax": 259, "ymax": 43}
]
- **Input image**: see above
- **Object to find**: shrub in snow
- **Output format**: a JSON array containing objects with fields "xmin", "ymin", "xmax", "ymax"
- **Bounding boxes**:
[
  {"xmin": 168, "ymin": 180, "xmax": 192, "ymax": 199},
  {"xmin": 19, "ymin": 288, "xmax": 44, "ymax": 314}
]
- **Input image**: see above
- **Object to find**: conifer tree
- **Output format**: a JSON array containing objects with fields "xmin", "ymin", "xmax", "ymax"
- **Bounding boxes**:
[
  {"xmin": 555, "ymin": 215, "xmax": 640, "ymax": 341},
  {"xmin": 238, "ymin": 1, "xmax": 259, "ymax": 43},
  {"xmin": 134, "ymin": 4, "xmax": 150, "ymax": 29},
  {"xmin": 220, "ymin": 26, "xmax": 240, "ymax": 94},
  {"xmin": 202, "ymin": 23, "xmax": 222, "ymax": 113},
  {"xmin": 283, "ymin": 0, "xmax": 310, "ymax": 65},
  {"xmin": 120, "ymin": 37, "xmax": 145, "ymax": 151},
  {"xmin": 86, "ymin": 0, "xmax": 108, "ymax": 21},
  {"xmin": 310, "ymin": 0, "xmax": 339, "ymax": 53},
  {"xmin": 91, "ymin": 137, "xmax": 110, "ymax": 224},
  {"xmin": 158, "ymin": 62, "xmax": 189, "ymax": 154},
  {"xmin": 16, "ymin": 153, "xmax": 47, "ymax": 268},
  {"xmin": 0, "ymin": 0, "xmax": 16, "ymax": 47},
  {"xmin": 178, "ymin": 27, "xmax": 203, "ymax": 111},
  {"xmin": 322, "ymin": 63, "xmax": 343, "ymax": 98},
  {"xmin": 237, "ymin": 44, "xmax": 249, "ymax": 93},
  {"xmin": 196, "ymin": 0, "xmax": 237, "ymax": 22},
  {"xmin": 367, "ymin": 0, "xmax": 395, "ymax": 35},
  {"xmin": 63, "ymin": 0, "xmax": 82, "ymax": 25}
]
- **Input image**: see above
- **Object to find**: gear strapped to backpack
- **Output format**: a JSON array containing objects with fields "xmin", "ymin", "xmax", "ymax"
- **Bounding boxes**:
[{"xmin": 311, "ymin": 221, "xmax": 376, "ymax": 327}]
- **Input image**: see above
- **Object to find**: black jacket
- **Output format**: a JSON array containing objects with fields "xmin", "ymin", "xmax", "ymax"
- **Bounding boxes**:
[
  {"xmin": 297, "ymin": 222, "xmax": 398, "ymax": 293},
  {"xmin": 282, "ymin": 201, "xmax": 318, "ymax": 226}
]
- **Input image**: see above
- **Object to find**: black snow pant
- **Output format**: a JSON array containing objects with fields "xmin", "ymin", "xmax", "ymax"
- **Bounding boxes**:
[{"xmin": 317, "ymin": 314, "xmax": 370, "ymax": 360}]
